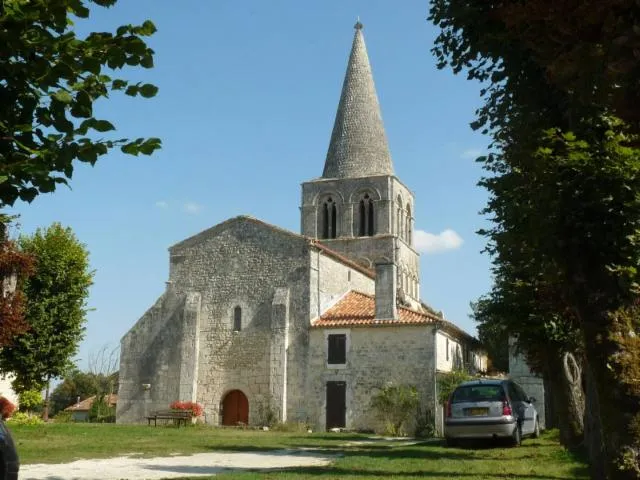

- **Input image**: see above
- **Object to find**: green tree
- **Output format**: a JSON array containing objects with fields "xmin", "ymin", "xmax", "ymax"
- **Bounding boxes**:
[
  {"xmin": 429, "ymin": 1, "xmax": 640, "ymax": 476},
  {"xmin": 18, "ymin": 389, "xmax": 43, "ymax": 414},
  {"xmin": 0, "ymin": 0, "xmax": 161, "ymax": 208},
  {"xmin": 49, "ymin": 368, "xmax": 101, "ymax": 416},
  {"xmin": 0, "ymin": 223, "xmax": 93, "ymax": 420}
]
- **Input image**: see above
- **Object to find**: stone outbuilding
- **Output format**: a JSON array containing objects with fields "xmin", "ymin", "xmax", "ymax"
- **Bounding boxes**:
[{"xmin": 117, "ymin": 22, "xmax": 486, "ymax": 433}]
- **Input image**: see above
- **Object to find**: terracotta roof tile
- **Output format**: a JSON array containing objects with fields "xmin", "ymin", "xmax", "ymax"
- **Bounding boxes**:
[
  {"xmin": 311, "ymin": 291, "xmax": 440, "ymax": 328},
  {"xmin": 65, "ymin": 394, "xmax": 118, "ymax": 412}
]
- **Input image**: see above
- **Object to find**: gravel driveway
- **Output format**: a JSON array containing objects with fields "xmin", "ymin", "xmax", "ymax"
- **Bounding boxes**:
[{"xmin": 20, "ymin": 449, "xmax": 337, "ymax": 480}]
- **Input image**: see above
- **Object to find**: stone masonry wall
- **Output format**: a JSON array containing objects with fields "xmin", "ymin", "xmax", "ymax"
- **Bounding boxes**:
[
  {"xmin": 309, "ymin": 249, "xmax": 375, "ymax": 320},
  {"xmin": 117, "ymin": 290, "xmax": 189, "ymax": 423},
  {"xmin": 168, "ymin": 218, "xmax": 311, "ymax": 425},
  {"xmin": 509, "ymin": 336, "xmax": 546, "ymax": 429},
  {"xmin": 307, "ymin": 325, "xmax": 437, "ymax": 432}
]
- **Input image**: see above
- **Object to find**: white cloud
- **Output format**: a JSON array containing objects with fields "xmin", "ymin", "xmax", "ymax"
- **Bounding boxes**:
[
  {"xmin": 460, "ymin": 148, "xmax": 484, "ymax": 160},
  {"xmin": 155, "ymin": 200, "xmax": 168, "ymax": 209},
  {"xmin": 414, "ymin": 229, "xmax": 463, "ymax": 254},
  {"xmin": 183, "ymin": 202, "xmax": 203, "ymax": 214}
]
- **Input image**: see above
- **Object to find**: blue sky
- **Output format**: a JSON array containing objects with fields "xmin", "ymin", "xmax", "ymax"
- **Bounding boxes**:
[{"xmin": 10, "ymin": 0, "xmax": 493, "ymax": 369}]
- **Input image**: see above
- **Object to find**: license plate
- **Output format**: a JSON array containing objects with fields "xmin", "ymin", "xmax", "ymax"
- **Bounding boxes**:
[{"xmin": 467, "ymin": 408, "xmax": 488, "ymax": 416}]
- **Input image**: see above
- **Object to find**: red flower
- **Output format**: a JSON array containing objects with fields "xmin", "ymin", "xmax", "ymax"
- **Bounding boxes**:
[
  {"xmin": 169, "ymin": 400, "xmax": 203, "ymax": 417},
  {"xmin": 0, "ymin": 396, "xmax": 16, "ymax": 419}
]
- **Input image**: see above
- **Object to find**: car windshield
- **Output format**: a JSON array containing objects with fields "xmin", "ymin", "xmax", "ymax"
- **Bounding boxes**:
[{"xmin": 451, "ymin": 384, "xmax": 504, "ymax": 403}]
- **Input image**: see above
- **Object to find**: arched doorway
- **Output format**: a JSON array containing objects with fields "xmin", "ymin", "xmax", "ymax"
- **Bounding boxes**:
[{"xmin": 221, "ymin": 390, "xmax": 249, "ymax": 426}]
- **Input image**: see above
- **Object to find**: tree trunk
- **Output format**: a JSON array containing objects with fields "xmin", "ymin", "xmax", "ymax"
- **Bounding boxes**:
[
  {"xmin": 581, "ymin": 306, "xmax": 640, "ymax": 479},
  {"xmin": 583, "ymin": 362, "xmax": 606, "ymax": 480},
  {"xmin": 543, "ymin": 375, "xmax": 558, "ymax": 429},
  {"xmin": 543, "ymin": 350, "xmax": 585, "ymax": 448},
  {"xmin": 42, "ymin": 376, "xmax": 50, "ymax": 421}
]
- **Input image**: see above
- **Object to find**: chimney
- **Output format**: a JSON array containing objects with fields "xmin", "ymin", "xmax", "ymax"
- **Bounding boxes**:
[{"xmin": 375, "ymin": 262, "xmax": 397, "ymax": 320}]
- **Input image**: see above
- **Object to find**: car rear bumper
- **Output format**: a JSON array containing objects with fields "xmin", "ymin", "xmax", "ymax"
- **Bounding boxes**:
[{"xmin": 444, "ymin": 417, "xmax": 517, "ymax": 439}]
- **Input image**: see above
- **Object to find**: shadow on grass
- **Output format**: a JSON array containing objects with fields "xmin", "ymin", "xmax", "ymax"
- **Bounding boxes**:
[{"xmin": 143, "ymin": 463, "xmax": 584, "ymax": 479}]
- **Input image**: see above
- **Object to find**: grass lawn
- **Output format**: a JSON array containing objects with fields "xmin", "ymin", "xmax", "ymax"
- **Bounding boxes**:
[{"xmin": 10, "ymin": 424, "xmax": 588, "ymax": 479}]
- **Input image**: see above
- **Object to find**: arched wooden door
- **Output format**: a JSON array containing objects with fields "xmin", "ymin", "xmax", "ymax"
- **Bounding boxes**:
[{"xmin": 221, "ymin": 390, "xmax": 249, "ymax": 426}]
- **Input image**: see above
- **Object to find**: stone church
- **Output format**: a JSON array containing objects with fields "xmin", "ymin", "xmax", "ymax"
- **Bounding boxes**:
[{"xmin": 116, "ymin": 22, "xmax": 486, "ymax": 432}]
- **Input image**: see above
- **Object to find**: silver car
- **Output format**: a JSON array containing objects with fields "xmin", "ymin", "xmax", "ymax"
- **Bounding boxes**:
[{"xmin": 444, "ymin": 378, "xmax": 540, "ymax": 446}]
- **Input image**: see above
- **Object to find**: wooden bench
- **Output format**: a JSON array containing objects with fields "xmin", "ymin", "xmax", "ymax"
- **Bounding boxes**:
[{"xmin": 146, "ymin": 410, "xmax": 192, "ymax": 427}]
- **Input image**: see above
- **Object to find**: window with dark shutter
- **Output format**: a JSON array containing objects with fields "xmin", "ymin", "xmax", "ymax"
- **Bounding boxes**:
[{"xmin": 327, "ymin": 334, "xmax": 346, "ymax": 364}]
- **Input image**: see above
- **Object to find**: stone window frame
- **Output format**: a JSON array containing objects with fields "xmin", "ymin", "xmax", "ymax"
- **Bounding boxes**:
[
  {"xmin": 325, "ymin": 329, "xmax": 350, "ymax": 369},
  {"xmin": 316, "ymin": 192, "xmax": 343, "ymax": 240},
  {"xmin": 357, "ymin": 193, "xmax": 375, "ymax": 237}
]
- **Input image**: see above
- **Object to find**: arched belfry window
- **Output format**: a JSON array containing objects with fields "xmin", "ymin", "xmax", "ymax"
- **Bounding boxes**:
[
  {"xmin": 233, "ymin": 306, "xmax": 242, "ymax": 331},
  {"xmin": 358, "ymin": 193, "xmax": 375, "ymax": 237},
  {"xmin": 321, "ymin": 197, "xmax": 337, "ymax": 239}
]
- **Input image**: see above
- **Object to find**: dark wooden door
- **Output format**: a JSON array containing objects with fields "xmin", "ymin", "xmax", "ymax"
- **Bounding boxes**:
[
  {"xmin": 222, "ymin": 390, "xmax": 249, "ymax": 426},
  {"xmin": 326, "ymin": 381, "xmax": 346, "ymax": 430}
]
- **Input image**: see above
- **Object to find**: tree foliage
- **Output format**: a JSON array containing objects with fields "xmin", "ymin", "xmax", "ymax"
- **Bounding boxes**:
[
  {"xmin": 429, "ymin": 0, "xmax": 640, "ymax": 476},
  {"xmin": 49, "ymin": 367, "xmax": 117, "ymax": 416},
  {"xmin": 436, "ymin": 369, "xmax": 472, "ymax": 406},
  {"xmin": 0, "ymin": 222, "xmax": 33, "ymax": 346},
  {"xmin": 0, "ymin": 223, "xmax": 93, "ymax": 400},
  {"xmin": 18, "ymin": 388, "xmax": 43, "ymax": 413},
  {"xmin": 0, "ymin": 0, "xmax": 161, "ymax": 208}
]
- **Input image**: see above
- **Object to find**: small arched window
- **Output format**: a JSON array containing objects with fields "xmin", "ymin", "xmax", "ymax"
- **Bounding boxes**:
[
  {"xmin": 358, "ymin": 193, "xmax": 375, "ymax": 237},
  {"xmin": 396, "ymin": 195, "xmax": 404, "ymax": 239},
  {"xmin": 406, "ymin": 203, "xmax": 412, "ymax": 244},
  {"xmin": 233, "ymin": 306, "xmax": 242, "ymax": 332},
  {"xmin": 321, "ymin": 197, "xmax": 337, "ymax": 239}
]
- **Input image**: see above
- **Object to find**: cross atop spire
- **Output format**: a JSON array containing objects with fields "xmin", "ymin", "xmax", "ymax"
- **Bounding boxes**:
[
  {"xmin": 354, "ymin": 17, "xmax": 363, "ymax": 30},
  {"xmin": 322, "ymin": 23, "xmax": 393, "ymax": 179}
]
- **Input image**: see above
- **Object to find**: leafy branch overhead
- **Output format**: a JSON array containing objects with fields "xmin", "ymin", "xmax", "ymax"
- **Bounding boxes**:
[{"xmin": 0, "ymin": 0, "xmax": 161, "ymax": 207}]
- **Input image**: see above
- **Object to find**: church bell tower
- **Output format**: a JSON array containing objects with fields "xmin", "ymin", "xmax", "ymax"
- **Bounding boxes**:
[{"xmin": 300, "ymin": 21, "xmax": 421, "ymax": 304}]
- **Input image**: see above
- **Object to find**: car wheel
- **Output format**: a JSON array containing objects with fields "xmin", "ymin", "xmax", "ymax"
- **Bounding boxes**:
[
  {"xmin": 532, "ymin": 418, "xmax": 540, "ymax": 439},
  {"xmin": 510, "ymin": 424, "xmax": 521, "ymax": 447},
  {"xmin": 445, "ymin": 437, "xmax": 458, "ymax": 447}
]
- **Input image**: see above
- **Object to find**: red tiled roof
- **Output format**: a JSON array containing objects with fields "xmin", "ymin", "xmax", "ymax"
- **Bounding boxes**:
[
  {"xmin": 65, "ymin": 394, "xmax": 118, "ymax": 412},
  {"xmin": 311, "ymin": 291, "xmax": 441, "ymax": 328}
]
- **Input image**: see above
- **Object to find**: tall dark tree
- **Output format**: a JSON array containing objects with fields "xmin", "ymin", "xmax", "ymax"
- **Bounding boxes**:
[
  {"xmin": 0, "ymin": 0, "xmax": 161, "ymax": 208},
  {"xmin": 429, "ymin": 1, "xmax": 640, "ymax": 477},
  {"xmin": 0, "ymin": 223, "xmax": 93, "ymax": 420}
]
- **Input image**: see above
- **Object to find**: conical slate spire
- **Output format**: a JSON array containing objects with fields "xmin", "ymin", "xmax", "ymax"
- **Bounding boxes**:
[{"xmin": 322, "ymin": 22, "xmax": 394, "ymax": 179}]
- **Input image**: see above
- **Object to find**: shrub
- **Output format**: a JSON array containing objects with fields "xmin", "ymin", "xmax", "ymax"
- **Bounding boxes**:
[
  {"xmin": 170, "ymin": 401, "xmax": 203, "ymax": 417},
  {"xmin": 255, "ymin": 395, "xmax": 278, "ymax": 427},
  {"xmin": 6, "ymin": 412, "xmax": 44, "ymax": 426},
  {"xmin": 0, "ymin": 396, "xmax": 16, "ymax": 419},
  {"xmin": 52, "ymin": 410, "xmax": 74, "ymax": 423},
  {"xmin": 18, "ymin": 389, "xmax": 43, "ymax": 413},
  {"xmin": 89, "ymin": 395, "xmax": 116, "ymax": 423},
  {"xmin": 370, "ymin": 384, "xmax": 419, "ymax": 436},
  {"xmin": 414, "ymin": 407, "xmax": 436, "ymax": 438},
  {"xmin": 437, "ymin": 369, "xmax": 473, "ymax": 405}
]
